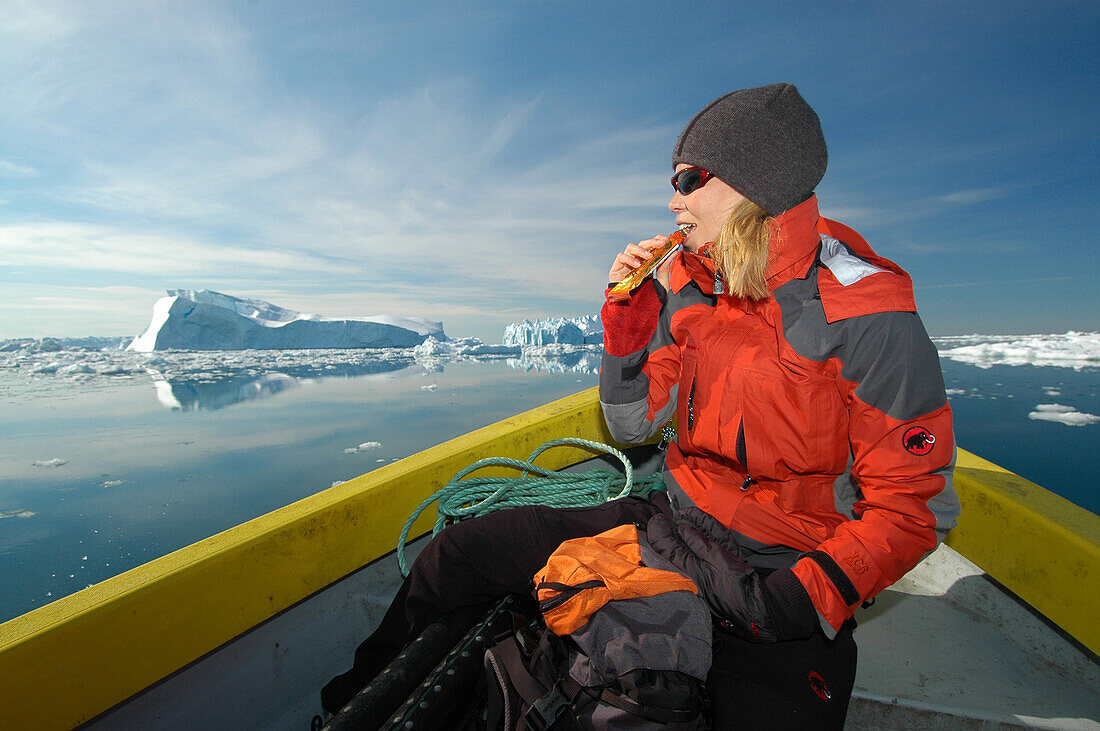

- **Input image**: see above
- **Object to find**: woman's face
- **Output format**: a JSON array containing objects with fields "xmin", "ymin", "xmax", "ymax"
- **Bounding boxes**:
[{"xmin": 669, "ymin": 163, "xmax": 746, "ymax": 253}]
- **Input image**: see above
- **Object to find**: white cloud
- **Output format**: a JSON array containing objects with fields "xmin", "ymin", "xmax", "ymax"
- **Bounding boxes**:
[
  {"xmin": 937, "ymin": 187, "xmax": 1012, "ymax": 205},
  {"xmin": 0, "ymin": 222, "xmax": 350, "ymax": 278},
  {"xmin": 0, "ymin": 160, "xmax": 38, "ymax": 178}
]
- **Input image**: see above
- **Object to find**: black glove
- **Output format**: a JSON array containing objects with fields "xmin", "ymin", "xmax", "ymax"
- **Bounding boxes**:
[{"xmin": 646, "ymin": 507, "xmax": 818, "ymax": 642}]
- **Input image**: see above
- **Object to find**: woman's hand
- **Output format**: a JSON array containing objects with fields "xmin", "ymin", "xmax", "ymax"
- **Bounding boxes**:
[
  {"xmin": 609, "ymin": 235, "xmax": 673, "ymax": 291},
  {"xmin": 647, "ymin": 508, "xmax": 819, "ymax": 642}
]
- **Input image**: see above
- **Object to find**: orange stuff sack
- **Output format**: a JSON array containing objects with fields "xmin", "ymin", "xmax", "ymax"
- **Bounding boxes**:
[{"xmin": 534, "ymin": 523, "xmax": 698, "ymax": 636}]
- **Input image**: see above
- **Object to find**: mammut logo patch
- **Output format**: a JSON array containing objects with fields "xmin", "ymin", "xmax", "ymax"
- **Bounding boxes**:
[
  {"xmin": 809, "ymin": 671, "xmax": 832, "ymax": 701},
  {"xmin": 844, "ymin": 552, "xmax": 869, "ymax": 576},
  {"xmin": 902, "ymin": 426, "xmax": 936, "ymax": 455}
]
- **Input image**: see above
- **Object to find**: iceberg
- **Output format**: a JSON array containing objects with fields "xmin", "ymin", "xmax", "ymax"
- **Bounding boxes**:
[
  {"xmin": 933, "ymin": 332, "xmax": 1100, "ymax": 371},
  {"xmin": 413, "ymin": 336, "xmax": 520, "ymax": 359},
  {"xmin": 502, "ymin": 315, "xmax": 603, "ymax": 346},
  {"xmin": 0, "ymin": 337, "xmax": 128, "ymax": 352},
  {"xmin": 411, "ymin": 336, "xmax": 521, "ymax": 372},
  {"xmin": 127, "ymin": 290, "xmax": 446, "ymax": 352}
]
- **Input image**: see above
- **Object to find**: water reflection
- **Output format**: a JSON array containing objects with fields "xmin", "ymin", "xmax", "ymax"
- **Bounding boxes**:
[
  {"xmin": 508, "ymin": 348, "xmax": 601, "ymax": 374},
  {"xmin": 0, "ymin": 342, "xmax": 605, "ymax": 410},
  {"xmin": 151, "ymin": 357, "xmax": 420, "ymax": 410},
  {"xmin": 146, "ymin": 347, "xmax": 602, "ymax": 410},
  {"xmin": 154, "ymin": 373, "xmax": 299, "ymax": 410}
]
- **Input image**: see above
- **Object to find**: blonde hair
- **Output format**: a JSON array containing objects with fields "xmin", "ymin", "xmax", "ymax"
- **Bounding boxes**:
[{"xmin": 710, "ymin": 199, "xmax": 774, "ymax": 300}]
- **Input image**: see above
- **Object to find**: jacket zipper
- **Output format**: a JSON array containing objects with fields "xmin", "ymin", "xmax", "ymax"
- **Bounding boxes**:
[
  {"xmin": 736, "ymin": 420, "xmax": 755, "ymax": 490},
  {"xmin": 687, "ymin": 377, "xmax": 696, "ymax": 432}
]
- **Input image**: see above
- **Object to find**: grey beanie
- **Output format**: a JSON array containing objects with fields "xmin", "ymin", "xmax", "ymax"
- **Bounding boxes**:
[{"xmin": 673, "ymin": 83, "xmax": 827, "ymax": 216}]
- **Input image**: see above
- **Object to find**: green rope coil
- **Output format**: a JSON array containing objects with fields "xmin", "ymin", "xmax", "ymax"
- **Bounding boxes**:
[{"xmin": 396, "ymin": 438, "xmax": 664, "ymax": 576}]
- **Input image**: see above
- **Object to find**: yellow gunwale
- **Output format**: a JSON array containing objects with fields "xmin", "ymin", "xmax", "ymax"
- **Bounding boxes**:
[
  {"xmin": 945, "ymin": 449, "xmax": 1099, "ymax": 655},
  {"xmin": 0, "ymin": 386, "xmax": 1096, "ymax": 729}
]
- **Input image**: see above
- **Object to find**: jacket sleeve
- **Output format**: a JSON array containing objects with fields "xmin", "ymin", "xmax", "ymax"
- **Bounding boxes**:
[
  {"xmin": 599, "ymin": 280, "xmax": 682, "ymax": 444},
  {"xmin": 790, "ymin": 311, "xmax": 960, "ymax": 634}
]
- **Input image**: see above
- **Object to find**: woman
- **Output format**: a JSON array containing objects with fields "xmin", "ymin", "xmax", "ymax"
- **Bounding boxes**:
[
  {"xmin": 601, "ymin": 82, "xmax": 959, "ymax": 725},
  {"xmin": 324, "ymin": 83, "xmax": 959, "ymax": 728}
]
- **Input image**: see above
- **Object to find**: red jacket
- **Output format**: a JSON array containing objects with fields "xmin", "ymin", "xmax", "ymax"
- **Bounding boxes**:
[{"xmin": 600, "ymin": 196, "xmax": 959, "ymax": 633}]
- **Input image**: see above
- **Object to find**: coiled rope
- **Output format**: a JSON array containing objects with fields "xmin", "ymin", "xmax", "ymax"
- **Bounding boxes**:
[{"xmin": 396, "ymin": 437, "xmax": 664, "ymax": 575}]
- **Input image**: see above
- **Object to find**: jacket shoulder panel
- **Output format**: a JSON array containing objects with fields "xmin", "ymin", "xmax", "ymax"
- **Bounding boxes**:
[{"xmin": 776, "ymin": 274, "xmax": 947, "ymax": 421}]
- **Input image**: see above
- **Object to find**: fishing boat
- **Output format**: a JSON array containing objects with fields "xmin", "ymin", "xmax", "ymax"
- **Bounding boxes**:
[{"xmin": 1, "ymin": 387, "xmax": 1097, "ymax": 729}]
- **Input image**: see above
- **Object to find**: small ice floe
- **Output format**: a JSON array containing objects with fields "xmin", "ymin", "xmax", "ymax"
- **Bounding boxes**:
[
  {"xmin": 345, "ymin": 441, "xmax": 382, "ymax": 454},
  {"xmin": 1042, "ymin": 386, "xmax": 1062, "ymax": 396},
  {"xmin": 421, "ymin": 384, "xmax": 438, "ymax": 391},
  {"xmin": 59, "ymin": 363, "xmax": 95, "ymax": 376},
  {"xmin": 33, "ymin": 458, "xmax": 67, "ymax": 468},
  {"xmin": 1027, "ymin": 404, "xmax": 1100, "ymax": 426},
  {"xmin": 0, "ymin": 508, "xmax": 35, "ymax": 519},
  {"xmin": 101, "ymin": 480, "xmax": 124, "ymax": 488}
]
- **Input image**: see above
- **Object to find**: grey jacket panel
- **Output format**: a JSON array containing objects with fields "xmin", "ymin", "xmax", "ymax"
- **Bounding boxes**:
[
  {"xmin": 832, "ymin": 451, "xmax": 861, "ymax": 519},
  {"xmin": 927, "ymin": 446, "xmax": 961, "ymax": 541},
  {"xmin": 600, "ymin": 386, "xmax": 678, "ymax": 445},
  {"xmin": 776, "ymin": 260, "xmax": 948, "ymax": 422}
]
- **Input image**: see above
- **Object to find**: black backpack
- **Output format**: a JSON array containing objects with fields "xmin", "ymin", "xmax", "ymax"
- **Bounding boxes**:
[
  {"xmin": 483, "ymin": 611, "xmax": 706, "ymax": 730},
  {"xmin": 481, "ymin": 528, "xmax": 712, "ymax": 731}
]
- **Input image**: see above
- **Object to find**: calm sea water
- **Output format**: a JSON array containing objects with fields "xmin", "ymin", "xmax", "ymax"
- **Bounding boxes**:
[{"xmin": 0, "ymin": 349, "xmax": 1096, "ymax": 623}]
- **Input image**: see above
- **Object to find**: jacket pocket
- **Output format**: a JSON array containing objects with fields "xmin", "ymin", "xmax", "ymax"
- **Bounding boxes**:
[
  {"xmin": 678, "ymin": 350, "xmax": 746, "ymax": 460},
  {"xmin": 740, "ymin": 368, "xmax": 848, "ymax": 483}
]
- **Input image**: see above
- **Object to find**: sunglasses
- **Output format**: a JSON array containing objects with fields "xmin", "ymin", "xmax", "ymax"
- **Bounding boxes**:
[{"xmin": 670, "ymin": 166, "xmax": 715, "ymax": 195}]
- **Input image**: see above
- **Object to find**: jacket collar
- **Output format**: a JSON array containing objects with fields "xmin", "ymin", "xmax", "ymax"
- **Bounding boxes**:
[{"xmin": 764, "ymin": 194, "xmax": 822, "ymax": 289}]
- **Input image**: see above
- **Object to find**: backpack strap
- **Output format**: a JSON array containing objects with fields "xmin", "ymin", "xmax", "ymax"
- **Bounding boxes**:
[
  {"xmin": 524, "ymin": 680, "xmax": 582, "ymax": 731},
  {"xmin": 593, "ymin": 685, "xmax": 703, "ymax": 725},
  {"xmin": 492, "ymin": 635, "xmax": 553, "ymax": 706}
]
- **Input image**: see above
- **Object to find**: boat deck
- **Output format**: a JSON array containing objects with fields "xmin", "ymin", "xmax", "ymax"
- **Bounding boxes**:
[
  {"xmin": 86, "ymin": 539, "xmax": 1100, "ymax": 730},
  {"xmin": 847, "ymin": 544, "xmax": 1100, "ymax": 729}
]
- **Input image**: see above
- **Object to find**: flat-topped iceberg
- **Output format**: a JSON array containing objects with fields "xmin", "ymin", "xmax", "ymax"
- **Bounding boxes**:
[
  {"xmin": 0, "ymin": 336, "xmax": 129, "ymax": 352},
  {"xmin": 933, "ymin": 332, "xmax": 1100, "ymax": 371},
  {"xmin": 127, "ymin": 290, "xmax": 446, "ymax": 352},
  {"xmin": 502, "ymin": 315, "xmax": 603, "ymax": 346}
]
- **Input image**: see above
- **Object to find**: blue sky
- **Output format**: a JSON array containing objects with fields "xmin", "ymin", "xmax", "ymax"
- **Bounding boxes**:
[{"xmin": 1, "ymin": 1, "xmax": 1096, "ymax": 341}]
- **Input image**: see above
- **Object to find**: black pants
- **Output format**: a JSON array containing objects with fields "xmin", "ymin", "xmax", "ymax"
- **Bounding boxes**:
[
  {"xmin": 708, "ymin": 620, "xmax": 857, "ymax": 730},
  {"xmin": 322, "ymin": 498, "xmax": 857, "ymax": 730},
  {"xmin": 322, "ymin": 497, "xmax": 661, "ymax": 713}
]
